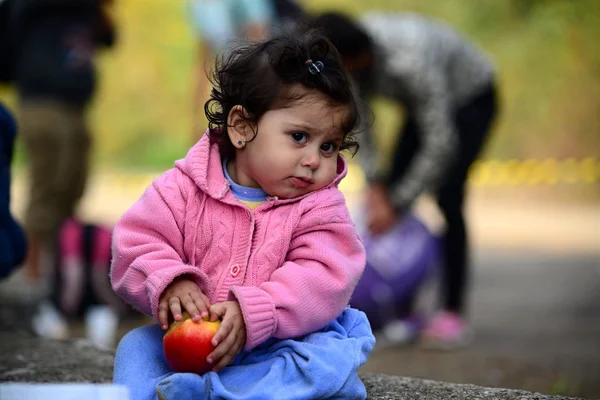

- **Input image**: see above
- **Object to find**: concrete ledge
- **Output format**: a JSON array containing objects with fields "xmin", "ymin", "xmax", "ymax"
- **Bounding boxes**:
[
  {"xmin": 360, "ymin": 373, "xmax": 579, "ymax": 400},
  {"xmin": 0, "ymin": 333, "xmax": 579, "ymax": 399}
]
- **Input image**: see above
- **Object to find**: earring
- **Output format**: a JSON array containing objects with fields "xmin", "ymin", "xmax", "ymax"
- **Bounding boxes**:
[{"xmin": 237, "ymin": 139, "xmax": 244, "ymax": 148}]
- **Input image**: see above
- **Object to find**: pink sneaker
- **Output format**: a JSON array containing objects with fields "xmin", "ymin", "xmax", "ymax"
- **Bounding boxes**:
[{"xmin": 420, "ymin": 312, "xmax": 473, "ymax": 350}]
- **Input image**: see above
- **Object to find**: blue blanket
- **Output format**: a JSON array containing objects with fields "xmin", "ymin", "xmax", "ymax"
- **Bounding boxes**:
[{"xmin": 114, "ymin": 307, "xmax": 375, "ymax": 400}]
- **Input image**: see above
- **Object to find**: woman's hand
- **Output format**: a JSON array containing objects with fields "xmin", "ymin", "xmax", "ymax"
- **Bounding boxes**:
[
  {"xmin": 207, "ymin": 301, "xmax": 247, "ymax": 372},
  {"xmin": 366, "ymin": 184, "xmax": 399, "ymax": 234},
  {"xmin": 158, "ymin": 277, "xmax": 211, "ymax": 329}
]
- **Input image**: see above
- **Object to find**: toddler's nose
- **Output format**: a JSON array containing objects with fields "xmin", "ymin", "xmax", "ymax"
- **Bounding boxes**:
[{"xmin": 301, "ymin": 151, "xmax": 320, "ymax": 170}]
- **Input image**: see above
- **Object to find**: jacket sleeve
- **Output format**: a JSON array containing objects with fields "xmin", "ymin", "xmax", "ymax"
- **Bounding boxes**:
[
  {"xmin": 229, "ymin": 190, "xmax": 366, "ymax": 350},
  {"xmin": 355, "ymin": 93, "xmax": 383, "ymax": 183},
  {"xmin": 110, "ymin": 168, "xmax": 208, "ymax": 321},
  {"xmin": 387, "ymin": 59, "xmax": 458, "ymax": 210}
]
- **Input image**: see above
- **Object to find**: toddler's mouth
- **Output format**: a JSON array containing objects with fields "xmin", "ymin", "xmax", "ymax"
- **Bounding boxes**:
[{"xmin": 290, "ymin": 176, "xmax": 314, "ymax": 188}]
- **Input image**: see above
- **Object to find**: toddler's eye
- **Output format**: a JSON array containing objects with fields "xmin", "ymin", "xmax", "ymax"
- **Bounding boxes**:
[
  {"xmin": 321, "ymin": 143, "xmax": 337, "ymax": 153},
  {"xmin": 291, "ymin": 132, "xmax": 308, "ymax": 144}
]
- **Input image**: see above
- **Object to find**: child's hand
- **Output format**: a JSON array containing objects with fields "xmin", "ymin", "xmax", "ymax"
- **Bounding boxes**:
[
  {"xmin": 207, "ymin": 301, "xmax": 246, "ymax": 372},
  {"xmin": 158, "ymin": 277, "xmax": 211, "ymax": 330}
]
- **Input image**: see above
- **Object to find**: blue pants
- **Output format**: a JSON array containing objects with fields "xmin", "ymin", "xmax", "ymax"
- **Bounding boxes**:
[{"xmin": 114, "ymin": 307, "xmax": 375, "ymax": 400}]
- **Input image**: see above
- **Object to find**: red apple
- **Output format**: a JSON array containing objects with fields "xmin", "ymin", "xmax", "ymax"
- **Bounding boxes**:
[{"xmin": 163, "ymin": 312, "xmax": 220, "ymax": 374}]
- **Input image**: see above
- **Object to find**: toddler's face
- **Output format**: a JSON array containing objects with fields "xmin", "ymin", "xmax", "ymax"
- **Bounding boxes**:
[{"xmin": 233, "ymin": 85, "xmax": 349, "ymax": 199}]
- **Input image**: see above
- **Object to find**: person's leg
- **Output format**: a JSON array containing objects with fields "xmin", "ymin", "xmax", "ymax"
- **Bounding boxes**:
[
  {"xmin": 52, "ymin": 219, "xmax": 82, "ymax": 317},
  {"xmin": 436, "ymin": 182, "xmax": 467, "ymax": 313},
  {"xmin": 19, "ymin": 101, "xmax": 64, "ymax": 284},
  {"xmin": 20, "ymin": 100, "xmax": 88, "ymax": 338},
  {"xmin": 55, "ymin": 105, "xmax": 91, "ymax": 221},
  {"xmin": 440, "ymin": 83, "xmax": 497, "ymax": 314},
  {"xmin": 423, "ymin": 83, "xmax": 497, "ymax": 346}
]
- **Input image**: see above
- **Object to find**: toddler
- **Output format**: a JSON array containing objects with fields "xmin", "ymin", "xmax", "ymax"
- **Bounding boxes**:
[{"xmin": 112, "ymin": 29, "xmax": 375, "ymax": 399}]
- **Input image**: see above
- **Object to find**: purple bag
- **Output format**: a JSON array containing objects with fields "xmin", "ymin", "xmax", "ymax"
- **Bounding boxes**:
[{"xmin": 350, "ymin": 213, "xmax": 441, "ymax": 330}]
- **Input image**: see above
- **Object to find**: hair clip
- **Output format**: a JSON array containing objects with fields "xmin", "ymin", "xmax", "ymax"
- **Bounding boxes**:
[{"xmin": 305, "ymin": 59, "xmax": 324, "ymax": 75}]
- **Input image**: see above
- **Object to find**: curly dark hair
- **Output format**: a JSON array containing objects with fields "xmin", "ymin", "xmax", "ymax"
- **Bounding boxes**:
[{"xmin": 204, "ymin": 28, "xmax": 361, "ymax": 160}]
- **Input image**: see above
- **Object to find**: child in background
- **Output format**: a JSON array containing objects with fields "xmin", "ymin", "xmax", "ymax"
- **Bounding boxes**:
[
  {"xmin": 31, "ymin": 217, "xmax": 131, "ymax": 347},
  {"xmin": 112, "ymin": 29, "xmax": 375, "ymax": 399}
]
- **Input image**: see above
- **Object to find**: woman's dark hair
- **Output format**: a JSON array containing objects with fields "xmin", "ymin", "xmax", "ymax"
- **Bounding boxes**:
[
  {"xmin": 205, "ymin": 28, "xmax": 360, "ymax": 160},
  {"xmin": 310, "ymin": 12, "xmax": 373, "ymax": 60}
]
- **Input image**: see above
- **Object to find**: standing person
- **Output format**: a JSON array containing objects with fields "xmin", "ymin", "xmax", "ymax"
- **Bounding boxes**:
[
  {"xmin": 313, "ymin": 12, "xmax": 498, "ymax": 348},
  {"xmin": 188, "ymin": 0, "xmax": 275, "ymax": 142},
  {"xmin": 272, "ymin": 0, "xmax": 310, "ymax": 33},
  {"xmin": 10, "ymin": 0, "xmax": 116, "ymax": 287},
  {"xmin": 187, "ymin": 0, "xmax": 308, "ymax": 142},
  {"xmin": 111, "ymin": 30, "xmax": 374, "ymax": 399},
  {"xmin": 0, "ymin": 102, "xmax": 27, "ymax": 280}
]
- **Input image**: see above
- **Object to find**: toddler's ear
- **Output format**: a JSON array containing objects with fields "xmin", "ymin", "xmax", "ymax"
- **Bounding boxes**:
[{"xmin": 227, "ymin": 105, "xmax": 256, "ymax": 148}]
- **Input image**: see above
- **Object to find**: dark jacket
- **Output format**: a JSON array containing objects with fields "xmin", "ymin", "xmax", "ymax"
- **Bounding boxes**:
[
  {"xmin": 0, "ymin": 103, "xmax": 27, "ymax": 278},
  {"xmin": 10, "ymin": 0, "xmax": 116, "ymax": 104}
]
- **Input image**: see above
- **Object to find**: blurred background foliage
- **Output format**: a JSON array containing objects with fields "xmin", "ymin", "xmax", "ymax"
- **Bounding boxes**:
[{"xmin": 1, "ymin": 0, "xmax": 599, "ymax": 169}]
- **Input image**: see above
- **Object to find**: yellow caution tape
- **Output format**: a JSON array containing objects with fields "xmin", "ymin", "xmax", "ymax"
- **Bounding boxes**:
[
  {"xmin": 91, "ymin": 158, "xmax": 599, "ymax": 193},
  {"xmin": 468, "ymin": 158, "xmax": 600, "ymax": 186}
]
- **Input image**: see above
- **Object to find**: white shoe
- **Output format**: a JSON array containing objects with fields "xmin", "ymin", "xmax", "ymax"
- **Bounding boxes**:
[
  {"xmin": 31, "ymin": 300, "xmax": 69, "ymax": 340},
  {"xmin": 382, "ymin": 317, "xmax": 422, "ymax": 345},
  {"xmin": 85, "ymin": 305, "xmax": 119, "ymax": 349}
]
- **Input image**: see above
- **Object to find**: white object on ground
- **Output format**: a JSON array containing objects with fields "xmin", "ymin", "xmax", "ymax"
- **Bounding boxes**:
[
  {"xmin": 383, "ymin": 319, "xmax": 418, "ymax": 344},
  {"xmin": 85, "ymin": 305, "xmax": 119, "ymax": 349},
  {"xmin": 31, "ymin": 300, "xmax": 69, "ymax": 340},
  {"xmin": 0, "ymin": 383, "xmax": 129, "ymax": 400}
]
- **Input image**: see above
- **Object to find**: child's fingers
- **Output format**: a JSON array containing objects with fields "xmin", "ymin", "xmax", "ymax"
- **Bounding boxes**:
[
  {"xmin": 211, "ymin": 313, "xmax": 233, "ymax": 347},
  {"xmin": 181, "ymin": 293, "xmax": 201, "ymax": 321},
  {"xmin": 208, "ymin": 309, "xmax": 220, "ymax": 322},
  {"xmin": 211, "ymin": 328, "xmax": 245, "ymax": 372},
  {"xmin": 207, "ymin": 330, "xmax": 238, "ymax": 370},
  {"xmin": 158, "ymin": 301, "xmax": 170, "ymax": 329},
  {"xmin": 209, "ymin": 303, "xmax": 235, "ymax": 343},
  {"xmin": 228, "ymin": 324, "xmax": 246, "ymax": 361},
  {"xmin": 190, "ymin": 293, "xmax": 209, "ymax": 319},
  {"xmin": 199, "ymin": 293, "xmax": 212, "ymax": 317},
  {"xmin": 195, "ymin": 302, "xmax": 208, "ymax": 319},
  {"xmin": 201, "ymin": 293, "xmax": 211, "ymax": 307},
  {"xmin": 208, "ymin": 302, "xmax": 226, "ymax": 323},
  {"xmin": 224, "ymin": 336, "xmax": 244, "ymax": 369},
  {"xmin": 168, "ymin": 297, "xmax": 183, "ymax": 321},
  {"xmin": 211, "ymin": 350, "xmax": 235, "ymax": 372}
]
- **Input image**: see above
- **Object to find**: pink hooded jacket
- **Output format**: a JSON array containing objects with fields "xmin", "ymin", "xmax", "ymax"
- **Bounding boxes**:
[{"xmin": 111, "ymin": 134, "xmax": 366, "ymax": 350}]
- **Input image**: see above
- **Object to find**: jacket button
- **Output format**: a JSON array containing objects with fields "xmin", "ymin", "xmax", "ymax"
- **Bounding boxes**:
[{"xmin": 230, "ymin": 264, "xmax": 241, "ymax": 277}]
